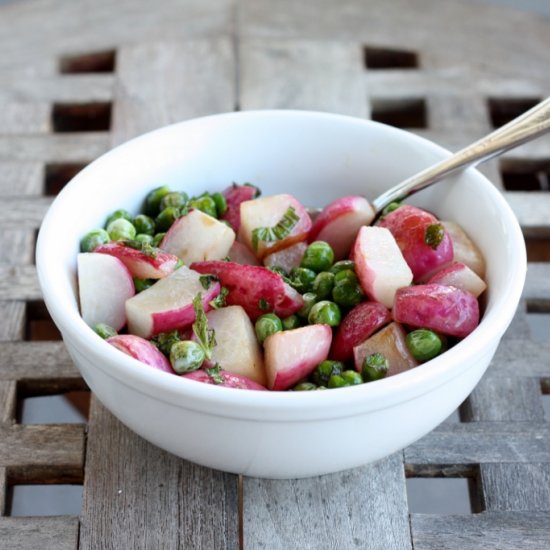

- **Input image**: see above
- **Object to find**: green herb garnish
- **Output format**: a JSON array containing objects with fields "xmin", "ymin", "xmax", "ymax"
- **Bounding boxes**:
[
  {"xmin": 192, "ymin": 294, "xmax": 216, "ymax": 360},
  {"xmin": 251, "ymin": 206, "xmax": 300, "ymax": 252},
  {"xmin": 199, "ymin": 274, "xmax": 219, "ymax": 290},
  {"xmin": 204, "ymin": 363, "xmax": 225, "ymax": 385},
  {"xmin": 210, "ymin": 287, "xmax": 229, "ymax": 309},
  {"xmin": 424, "ymin": 223, "xmax": 445, "ymax": 250},
  {"xmin": 258, "ymin": 298, "xmax": 270, "ymax": 311}
]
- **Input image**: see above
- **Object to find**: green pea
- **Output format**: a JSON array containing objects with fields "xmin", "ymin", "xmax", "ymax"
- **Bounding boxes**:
[
  {"xmin": 333, "ymin": 269, "xmax": 358, "ymax": 286},
  {"xmin": 155, "ymin": 206, "xmax": 180, "ymax": 232},
  {"xmin": 332, "ymin": 281, "xmax": 364, "ymax": 308},
  {"xmin": 93, "ymin": 323, "xmax": 117, "ymax": 339},
  {"xmin": 406, "ymin": 329, "xmax": 444, "ymax": 362},
  {"xmin": 105, "ymin": 208, "xmax": 133, "ymax": 228},
  {"xmin": 211, "ymin": 192, "xmax": 228, "ymax": 216},
  {"xmin": 330, "ymin": 260, "xmax": 356, "ymax": 275},
  {"xmin": 311, "ymin": 360, "xmax": 345, "ymax": 386},
  {"xmin": 362, "ymin": 352, "xmax": 389, "ymax": 382},
  {"xmin": 160, "ymin": 191, "xmax": 188, "ymax": 211},
  {"xmin": 297, "ymin": 292, "xmax": 318, "ymax": 319},
  {"xmin": 292, "ymin": 382, "xmax": 318, "ymax": 391},
  {"xmin": 170, "ymin": 340, "xmax": 205, "ymax": 373},
  {"xmin": 255, "ymin": 313, "xmax": 283, "ymax": 344},
  {"xmin": 107, "ymin": 218, "xmax": 136, "ymax": 241},
  {"xmin": 152, "ymin": 232, "xmax": 166, "ymax": 247},
  {"xmin": 80, "ymin": 228, "xmax": 109, "ymax": 252},
  {"xmin": 312, "ymin": 271, "xmax": 335, "ymax": 299},
  {"xmin": 381, "ymin": 201, "xmax": 401, "ymax": 217},
  {"xmin": 144, "ymin": 185, "xmax": 171, "ymax": 216},
  {"xmin": 282, "ymin": 314, "xmax": 301, "ymax": 330},
  {"xmin": 133, "ymin": 277, "xmax": 154, "ymax": 293},
  {"xmin": 290, "ymin": 267, "xmax": 317, "ymax": 293},
  {"xmin": 308, "ymin": 300, "xmax": 341, "ymax": 327},
  {"xmin": 189, "ymin": 196, "xmax": 218, "ymax": 218},
  {"xmin": 133, "ymin": 214, "xmax": 156, "ymax": 236},
  {"xmin": 328, "ymin": 370, "xmax": 363, "ymax": 388},
  {"xmin": 300, "ymin": 241, "xmax": 335, "ymax": 272},
  {"xmin": 154, "ymin": 330, "xmax": 181, "ymax": 357},
  {"xmin": 134, "ymin": 233, "xmax": 154, "ymax": 245}
]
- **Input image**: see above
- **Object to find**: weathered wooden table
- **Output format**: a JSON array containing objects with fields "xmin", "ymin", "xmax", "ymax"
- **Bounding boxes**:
[{"xmin": 1, "ymin": 0, "xmax": 549, "ymax": 548}]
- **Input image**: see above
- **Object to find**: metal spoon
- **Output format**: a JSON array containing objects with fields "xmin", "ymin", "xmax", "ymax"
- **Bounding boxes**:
[{"xmin": 371, "ymin": 97, "xmax": 550, "ymax": 217}]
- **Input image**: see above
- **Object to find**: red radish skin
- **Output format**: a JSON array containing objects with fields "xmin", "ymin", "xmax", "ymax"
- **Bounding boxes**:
[
  {"xmin": 308, "ymin": 196, "xmax": 375, "ymax": 260},
  {"xmin": 191, "ymin": 261, "xmax": 304, "ymax": 320},
  {"xmin": 393, "ymin": 283, "xmax": 480, "ymax": 338},
  {"xmin": 379, "ymin": 205, "xmax": 453, "ymax": 282},
  {"xmin": 107, "ymin": 334, "xmax": 174, "ymax": 373},
  {"xmin": 78, "ymin": 252, "xmax": 135, "ymax": 331},
  {"xmin": 263, "ymin": 241, "xmax": 307, "ymax": 273},
  {"xmin": 228, "ymin": 241, "xmax": 261, "ymax": 266},
  {"xmin": 125, "ymin": 266, "xmax": 220, "ymax": 338},
  {"xmin": 238, "ymin": 194, "xmax": 312, "ymax": 259},
  {"xmin": 183, "ymin": 369, "xmax": 267, "ymax": 390},
  {"xmin": 222, "ymin": 183, "xmax": 258, "ymax": 232},
  {"xmin": 331, "ymin": 302, "xmax": 392, "ymax": 361},
  {"xmin": 264, "ymin": 324, "xmax": 332, "ymax": 391},
  {"xmin": 94, "ymin": 242, "xmax": 180, "ymax": 279},
  {"xmin": 428, "ymin": 262, "xmax": 487, "ymax": 298}
]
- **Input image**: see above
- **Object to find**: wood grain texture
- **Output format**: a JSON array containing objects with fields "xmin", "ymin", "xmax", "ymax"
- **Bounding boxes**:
[
  {"xmin": 0, "ymin": 229, "xmax": 36, "ymax": 265},
  {"xmin": 0, "ymin": 102, "xmax": 51, "ymax": 134},
  {"xmin": 243, "ymin": 452, "xmax": 411, "ymax": 550},
  {"xmin": 411, "ymin": 511, "xmax": 550, "ymax": 550},
  {"xmin": 0, "ymin": 161, "xmax": 44, "ymax": 195},
  {"xmin": 0, "ymin": 381, "xmax": 16, "ymax": 423},
  {"xmin": 79, "ymin": 399, "xmax": 239, "ymax": 550},
  {"xmin": 0, "ymin": 196, "xmax": 53, "ymax": 228},
  {"xmin": 0, "ymin": 266, "xmax": 40, "ymax": 301},
  {"xmin": 0, "ymin": 517, "xmax": 79, "ymax": 550},
  {"xmin": 0, "ymin": 301, "xmax": 26, "ymax": 341}
]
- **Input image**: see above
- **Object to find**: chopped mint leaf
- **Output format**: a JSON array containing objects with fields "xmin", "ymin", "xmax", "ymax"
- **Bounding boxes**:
[
  {"xmin": 192, "ymin": 294, "xmax": 216, "ymax": 360},
  {"xmin": 251, "ymin": 206, "xmax": 299, "ymax": 252}
]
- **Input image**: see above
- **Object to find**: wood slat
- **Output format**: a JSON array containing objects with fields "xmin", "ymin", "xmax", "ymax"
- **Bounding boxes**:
[
  {"xmin": 0, "ymin": 517, "xmax": 79, "ymax": 550},
  {"xmin": 78, "ymin": 400, "xmax": 239, "ymax": 549},
  {"xmin": 0, "ymin": 302, "xmax": 26, "ymax": 341},
  {"xmin": 243, "ymin": 452, "xmax": 411, "ymax": 550},
  {"xmin": 411, "ymin": 511, "xmax": 550, "ymax": 550},
  {"xmin": 239, "ymin": 39, "xmax": 369, "ymax": 116},
  {"xmin": 522, "ymin": 262, "xmax": 550, "ymax": 302},
  {"xmin": 0, "ymin": 196, "xmax": 53, "ymax": 228},
  {"xmin": 0, "ymin": 161, "xmax": 44, "ymax": 195},
  {"xmin": 486, "ymin": 339, "xmax": 550, "ymax": 379},
  {"xmin": 0, "ymin": 266, "xmax": 40, "ymax": 301},
  {"xmin": 0, "ymin": 381, "xmax": 17, "ymax": 423},
  {"xmin": 0, "ymin": 102, "xmax": 51, "ymax": 134},
  {"xmin": 506, "ymin": 193, "xmax": 550, "ymax": 237},
  {"xmin": 0, "ymin": 229, "xmax": 36, "ymax": 265}
]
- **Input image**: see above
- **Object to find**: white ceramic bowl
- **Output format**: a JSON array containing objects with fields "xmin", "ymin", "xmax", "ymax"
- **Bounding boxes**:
[{"xmin": 36, "ymin": 111, "xmax": 526, "ymax": 479}]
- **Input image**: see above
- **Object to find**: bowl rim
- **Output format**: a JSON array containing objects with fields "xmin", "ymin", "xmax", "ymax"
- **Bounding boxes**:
[{"xmin": 36, "ymin": 109, "xmax": 527, "ymax": 421}]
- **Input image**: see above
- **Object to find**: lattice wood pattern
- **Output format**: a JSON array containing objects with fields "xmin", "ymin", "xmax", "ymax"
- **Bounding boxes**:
[{"xmin": 0, "ymin": 1, "xmax": 549, "ymax": 548}]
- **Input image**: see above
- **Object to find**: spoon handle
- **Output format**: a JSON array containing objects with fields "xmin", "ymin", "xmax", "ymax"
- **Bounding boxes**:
[{"xmin": 371, "ymin": 97, "xmax": 550, "ymax": 215}]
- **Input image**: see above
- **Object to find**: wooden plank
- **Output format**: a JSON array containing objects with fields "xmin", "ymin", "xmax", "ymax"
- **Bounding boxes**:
[
  {"xmin": 0, "ymin": 161, "xmax": 44, "ymax": 195},
  {"xmin": 0, "ymin": 196, "xmax": 53, "ymax": 228},
  {"xmin": 485, "ymin": 339, "xmax": 550, "ymax": 379},
  {"xmin": 0, "ymin": 467, "xmax": 6, "ymax": 516},
  {"xmin": 79, "ymin": 399, "xmax": 239, "ymax": 549},
  {"xmin": 0, "ymin": 266, "xmax": 40, "ymax": 301},
  {"xmin": 0, "ymin": 302, "xmax": 26, "ymax": 341},
  {"xmin": 505, "ymin": 193, "xmax": 550, "ymax": 237},
  {"xmin": 411, "ymin": 511, "xmax": 550, "ymax": 550},
  {"xmin": 523, "ymin": 262, "xmax": 550, "ymax": 302},
  {"xmin": 0, "ymin": 102, "xmax": 51, "ymax": 134},
  {"xmin": 239, "ymin": 39, "xmax": 369, "ymax": 116},
  {"xmin": 0, "ymin": 381, "xmax": 17, "ymax": 423},
  {"xmin": 243, "ymin": 452, "xmax": 411, "ymax": 550},
  {"xmin": 0, "ymin": 229, "xmax": 36, "ymax": 264},
  {"xmin": 112, "ymin": 39, "xmax": 235, "ymax": 145},
  {"xmin": 480, "ymin": 463, "xmax": 550, "ymax": 512},
  {"xmin": 0, "ymin": 517, "xmax": 79, "ymax": 550},
  {"xmin": 404, "ymin": 423, "xmax": 550, "ymax": 465}
]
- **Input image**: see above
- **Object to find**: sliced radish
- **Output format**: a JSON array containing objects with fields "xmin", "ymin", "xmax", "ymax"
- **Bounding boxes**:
[
  {"xmin": 107, "ymin": 334, "xmax": 174, "ymax": 373},
  {"xmin": 125, "ymin": 266, "xmax": 220, "ymax": 338},
  {"xmin": 160, "ymin": 209, "xmax": 235, "ymax": 264},
  {"xmin": 199, "ymin": 305, "xmax": 266, "ymax": 386},
  {"xmin": 330, "ymin": 301, "xmax": 392, "ymax": 361},
  {"xmin": 221, "ymin": 183, "xmax": 258, "ymax": 232},
  {"xmin": 263, "ymin": 241, "xmax": 307, "ymax": 273},
  {"xmin": 442, "ymin": 221, "xmax": 486, "ymax": 279},
  {"xmin": 183, "ymin": 369, "xmax": 267, "ymax": 390},
  {"xmin": 428, "ymin": 262, "xmax": 487, "ymax": 298},
  {"xmin": 308, "ymin": 196, "xmax": 374, "ymax": 260},
  {"xmin": 191, "ymin": 260, "xmax": 304, "ymax": 320},
  {"xmin": 393, "ymin": 283, "xmax": 480, "ymax": 338},
  {"xmin": 94, "ymin": 241, "xmax": 179, "ymax": 279},
  {"xmin": 227, "ymin": 241, "xmax": 260, "ymax": 266},
  {"xmin": 238, "ymin": 194, "xmax": 312, "ymax": 259},
  {"xmin": 353, "ymin": 226, "xmax": 413, "ymax": 309},
  {"xmin": 264, "ymin": 324, "xmax": 332, "ymax": 391},
  {"xmin": 78, "ymin": 252, "xmax": 135, "ymax": 331},
  {"xmin": 353, "ymin": 322, "xmax": 418, "ymax": 376}
]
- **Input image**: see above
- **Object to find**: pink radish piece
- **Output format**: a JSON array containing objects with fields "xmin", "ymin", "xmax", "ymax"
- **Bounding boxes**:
[
  {"xmin": 263, "ymin": 241, "xmax": 307, "ymax": 273},
  {"xmin": 353, "ymin": 226, "xmax": 413, "ymax": 309},
  {"xmin": 331, "ymin": 301, "xmax": 392, "ymax": 361},
  {"xmin": 442, "ymin": 221, "xmax": 486, "ymax": 278},
  {"xmin": 183, "ymin": 369, "xmax": 267, "ymax": 390},
  {"xmin": 221, "ymin": 183, "xmax": 258, "ymax": 232},
  {"xmin": 353, "ymin": 322, "xmax": 418, "ymax": 376},
  {"xmin": 94, "ymin": 242, "xmax": 179, "ymax": 279},
  {"xmin": 239, "ymin": 194, "xmax": 312, "ymax": 259},
  {"xmin": 200, "ymin": 305, "xmax": 266, "ymax": 386},
  {"xmin": 160, "ymin": 209, "xmax": 235, "ymax": 264},
  {"xmin": 264, "ymin": 324, "xmax": 332, "ymax": 391},
  {"xmin": 107, "ymin": 334, "xmax": 173, "ymax": 373},
  {"xmin": 191, "ymin": 261, "xmax": 304, "ymax": 321},
  {"xmin": 125, "ymin": 266, "xmax": 220, "ymax": 338},
  {"xmin": 308, "ymin": 196, "xmax": 375, "ymax": 260},
  {"xmin": 393, "ymin": 283, "xmax": 480, "ymax": 338},
  {"xmin": 228, "ymin": 241, "xmax": 261, "ymax": 266},
  {"xmin": 428, "ymin": 262, "xmax": 487, "ymax": 298},
  {"xmin": 78, "ymin": 252, "xmax": 135, "ymax": 331},
  {"xmin": 379, "ymin": 205, "xmax": 453, "ymax": 282}
]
